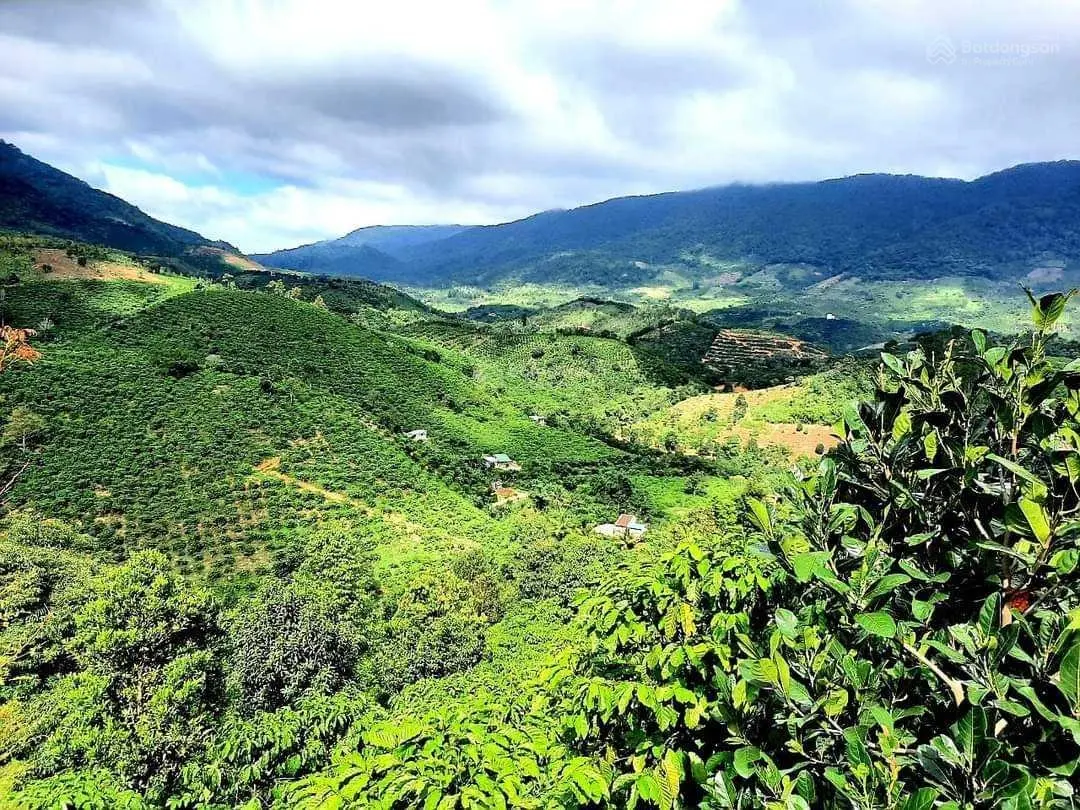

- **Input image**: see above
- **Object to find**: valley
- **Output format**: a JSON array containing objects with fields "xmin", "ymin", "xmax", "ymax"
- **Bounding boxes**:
[{"xmin": 0, "ymin": 144, "xmax": 1078, "ymax": 809}]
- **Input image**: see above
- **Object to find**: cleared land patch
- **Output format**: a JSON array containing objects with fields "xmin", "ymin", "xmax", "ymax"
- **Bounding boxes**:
[
  {"xmin": 631, "ymin": 385, "xmax": 841, "ymax": 458},
  {"xmin": 32, "ymin": 248, "xmax": 170, "ymax": 284}
]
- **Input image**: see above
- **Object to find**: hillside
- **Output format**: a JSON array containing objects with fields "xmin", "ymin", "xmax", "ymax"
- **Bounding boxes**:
[
  {"xmin": 1, "ymin": 239, "xmax": 1076, "ymax": 808},
  {"xmin": 0, "ymin": 240, "xmax": 790, "ymax": 583},
  {"xmin": 0, "ymin": 141, "xmax": 236, "ymax": 257},
  {"xmin": 258, "ymin": 162, "xmax": 1080, "ymax": 289}
]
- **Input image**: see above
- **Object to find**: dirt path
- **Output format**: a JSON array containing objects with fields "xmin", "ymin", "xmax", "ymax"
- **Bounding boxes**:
[{"xmin": 251, "ymin": 456, "xmax": 478, "ymax": 548}]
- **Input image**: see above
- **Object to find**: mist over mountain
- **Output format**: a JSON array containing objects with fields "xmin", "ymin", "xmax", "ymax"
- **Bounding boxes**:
[
  {"xmin": 251, "ymin": 225, "xmax": 470, "ymax": 278},
  {"xmin": 259, "ymin": 162, "xmax": 1080, "ymax": 288}
]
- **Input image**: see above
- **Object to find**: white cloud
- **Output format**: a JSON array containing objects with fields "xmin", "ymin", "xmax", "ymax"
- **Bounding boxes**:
[
  {"xmin": 93, "ymin": 164, "xmax": 536, "ymax": 252},
  {"xmin": 2, "ymin": 0, "xmax": 1079, "ymax": 252}
]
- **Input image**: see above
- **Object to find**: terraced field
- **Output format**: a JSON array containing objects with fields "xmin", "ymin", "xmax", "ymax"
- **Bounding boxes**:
[{"xmin": 703, "ymin": 328, "xmax": 828, "ymax": 372}]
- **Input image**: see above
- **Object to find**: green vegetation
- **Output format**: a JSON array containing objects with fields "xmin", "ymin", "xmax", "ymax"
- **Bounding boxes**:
[{"xmin": 0, "ymin": 227, "xmax": 1077, "ymax": 809}]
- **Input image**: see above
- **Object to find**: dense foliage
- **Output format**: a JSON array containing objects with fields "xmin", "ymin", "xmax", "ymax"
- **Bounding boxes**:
[
  {"xmin": 0, "ymin": 240, "xmax": 1076, "ymax": 810},
  {"xmin": 550, "ymin": 290, "xmax": 1080, "ymax": 809}
]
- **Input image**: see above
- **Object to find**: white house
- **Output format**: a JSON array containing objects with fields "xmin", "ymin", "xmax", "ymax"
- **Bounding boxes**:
[
  {"xmin": 594, "ymin": 513, "xmax": 648, "ymax": 540},
  {"xmin": 405, "ymin": 429, "xmax": 429, "ymax": 441},
  {"xmin": 483, "ymin": 453, "xmax": 521, "ymax": 472}
]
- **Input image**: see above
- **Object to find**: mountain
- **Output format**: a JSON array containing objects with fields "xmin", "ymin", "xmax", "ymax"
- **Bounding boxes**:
[
  {"xmin": 262, "ymin": 162, "xmax": 1080, "ymax": 288},
  {"xmin": 330, "ymin": 224, "xmax": 472, "ymax": 254},
  {"xmin": 0, "ymin": 140, "xmax": 233, "ymax": 255},
  {"xmin": 8, "ymin": 140, "xmax": 1080, "ymax": 291},
  {"xmin": 251, "ymin": 241, "xmax": 407, "ymax": 279},
  {"xmin": 252, "ymin": 224, "xmax": 470, "ymax": 280}
]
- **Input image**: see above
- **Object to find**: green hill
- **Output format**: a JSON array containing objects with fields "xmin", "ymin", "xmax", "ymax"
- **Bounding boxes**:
[{"xmin": 0, "ymin": 277, "xmax": 649, "ymax": 586}]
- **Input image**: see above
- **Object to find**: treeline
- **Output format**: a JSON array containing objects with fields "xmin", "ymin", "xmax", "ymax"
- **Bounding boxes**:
[{"xmin": 0, "ymin": 511, "xmax": 627, "ymax": 806}]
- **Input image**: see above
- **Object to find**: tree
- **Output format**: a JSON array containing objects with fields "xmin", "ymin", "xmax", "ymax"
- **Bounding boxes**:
[
  {"xmin": 732, "ymin": 393, "xmax": 748, "ymax": 422},
  {"xmin": 228, "ymin": 582, "xmax": 360, "ymax": 713},
  {"xmin": 2, "ymin": 406, "xmax": 46, "ymax": 450},
  {"xmin": 0, "ymin": 326, "xmax": 39, "ymax": 373},
  {"xmin": 370, "ymin": 571, "xmax": 490, "ymax": 696},
  {"xmin": 21, "ymin": 552, "xmax": 223, "ymax": 799},
  {"xmin": 552, "ymin": 291, "xmax": 1080, "ymax": 809},
  {"xmin": 313, "ymin": 295, "xmax": 329, "ymax": 310}
]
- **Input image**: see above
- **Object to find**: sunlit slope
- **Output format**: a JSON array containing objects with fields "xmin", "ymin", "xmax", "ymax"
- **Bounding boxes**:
[{"xmin": 0, "ymin": 287, "xmax": 614, "ymax": 582}]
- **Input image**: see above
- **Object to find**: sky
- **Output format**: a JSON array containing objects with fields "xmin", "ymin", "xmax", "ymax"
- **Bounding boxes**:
[{"xmin": 1, "ymin": 0, "xmax": 1078, "ymax": 254}]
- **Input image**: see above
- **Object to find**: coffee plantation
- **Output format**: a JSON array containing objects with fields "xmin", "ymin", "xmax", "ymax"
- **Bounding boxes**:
[{"xmin": 0, "ymin": 237, "xmax": 1076, "ymax": 809}]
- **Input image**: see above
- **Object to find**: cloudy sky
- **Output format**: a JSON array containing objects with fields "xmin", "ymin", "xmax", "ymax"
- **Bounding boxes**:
[{"xmin": 1, "ymin": 0, "xmax": 1078, "ymax": 253}]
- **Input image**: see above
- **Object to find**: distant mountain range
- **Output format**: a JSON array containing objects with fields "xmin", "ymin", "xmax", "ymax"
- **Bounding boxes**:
[
  {"xmin": 0, "ymin": 140, "xmax": 234, "ymax": 256},
  {"xmin": 252, "ymin": 225, "xmax": 467, "ymax": 278},
  {"xmin": 260, "ymin": 162, "xmax": 1080, "ymax": 288},
  {"xmin": 4, "ymin": 140, "xmax": 1080, "ymax": 291}
]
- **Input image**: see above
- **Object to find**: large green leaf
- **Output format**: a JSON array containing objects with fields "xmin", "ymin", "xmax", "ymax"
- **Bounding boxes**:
[
  {"xmin": 865, "ymin": 573, "xmax": 911, "ymax": 603},
  {"xmin": 746, "ymin": 498, "xmax": 772, "ymax": 535},
  {"xmin": 986, "ymin": 453, "xmax": 1044, "ymax": 487},
  {"xmin": 923, "ymin": 430, "xmax": 938, "ymax": 463},
  {"xmin": 733, "ymin": 746, "xmax": 761, "ymax": 779},
  {"xmin": 880, "ymin": 352, "xmax": 906, "ymax": 376},
  {"xmin": 791, "ymin": 551, "xmax": 830, "ymax": 582},
  {"xmin": 901, "ymin": 787, "xmax": 939, "ymax": 810},
  {"xmin": 1018, "ymin": 497, "xmax": 1052, "ymax": 544},
  {"xmin": 954, "ymin": 707, "xmax": 987, "ymax": 767},
  {"xmin": 823, "ymin": 688, "xmax": 848, "ymax": 718},
  {"xmin": 892, "ymin": 409, "xmax": 913, "ymax": 442},
  {"xmin": 1058, "ymin": 643, "xmax": 1080, "ymax": 714},
  {"xmin": 855, "ymin": 612, "xmax": 897, "ymax": 638},
  {"xmin": 978, "ymin": 592, "xmax": 1001, "ymax": 639},
  {"xmin": 1034, "ymin": 290, "xmax": 1075, "ymax": 330}
]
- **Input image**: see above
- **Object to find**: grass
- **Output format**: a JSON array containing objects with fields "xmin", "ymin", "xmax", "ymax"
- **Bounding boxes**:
[{"xmin": 625, "ymin": 364, "xmax": 868, "ymax": 459}]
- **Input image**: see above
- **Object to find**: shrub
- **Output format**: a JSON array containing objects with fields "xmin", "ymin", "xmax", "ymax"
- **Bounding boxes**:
[
  {"xmin": 553, "ymin": 291, "xmax": 1080, "ymax": 809},
  {"xmin": 228, "ymin": 583, "xmax": 360, "ymax": 713}
]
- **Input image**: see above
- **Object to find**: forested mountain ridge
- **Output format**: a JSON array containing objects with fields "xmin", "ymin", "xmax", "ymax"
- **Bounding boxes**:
[
  {"xmin": 251, "ymin": 225, "xmax": 473, "ymax": 276},
  {"xmin": 0, "ymin": 141, "xmax": 234, "ymax": 256},
  {"xmin": 259, "ymin": 161, "xmax": 1080, "ymax": 287},
  {"xmin": 6, "ymin": 142, "xmax": 1080, "ymax": 296}
]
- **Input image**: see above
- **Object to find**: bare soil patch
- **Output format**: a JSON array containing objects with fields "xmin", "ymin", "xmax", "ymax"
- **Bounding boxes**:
[{"xmin": 33, "ymin": 249, "xmax": 168, "ymax": 284}]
